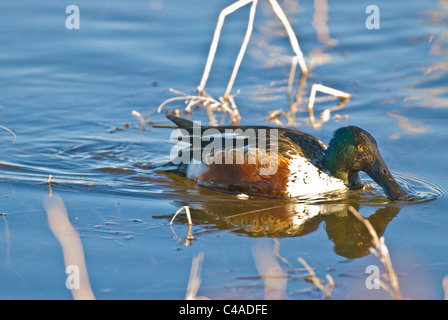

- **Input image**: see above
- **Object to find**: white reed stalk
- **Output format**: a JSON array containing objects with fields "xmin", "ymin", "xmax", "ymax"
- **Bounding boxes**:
[
  {"xmin": 348, "ymin": 206, "xmax": 401, "ymax": 300},
  {"xmin": 198, "ymin": 0, "xmax": 255, "ymax": 95}
]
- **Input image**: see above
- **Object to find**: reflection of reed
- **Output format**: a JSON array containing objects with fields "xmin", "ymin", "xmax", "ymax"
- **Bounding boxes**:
[
  {"xmin": 443, "ymin": 275, "xmax": 448, "ymax": 300},
  {"xmin": 170, "ymin": 205, "xmax": 194, "ymax": 245},
  {"xmin": 252, "ymin": 239, "xmax": 288, "ymax": 299},
  {"xmin": 348, "ymin": 206, "xmax": 401, "ymax": 300},
  {"xmin": 308, "ymin": 0, "xmax": 338, "ymax": 70},
  {"xmin": 403, "ymin": 20, "xmax": 448, "ymax": 123},
  {"xmin": 298, "ymin": 257, "xmax": 334, "ymax": 299},
  {"xmin": 387, "ymin": 112, "xmax": 430, "ymax": 140},
  {"xmin": 0, "ymin": 212, "xmax": 24, "ymax": 281},
  {"xmin": 185, "ymin": 252, "xmax": 209, "ymax": 300},
  {"xmin": 312, "ymin": 0, "xmax": 338, "ymax": 47},
  {"xmin": 44, "ymin": 194, "xmax": 95, "ymax": 300}
]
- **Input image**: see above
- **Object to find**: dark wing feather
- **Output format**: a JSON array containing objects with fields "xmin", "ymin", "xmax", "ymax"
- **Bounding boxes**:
[
  {"xmin": 166, "ymin": 115, "xmax": 328, "ymax": 172},
  {"xmin": 162, "ymin": 116, "xmax": 362, "ymax": 192}
]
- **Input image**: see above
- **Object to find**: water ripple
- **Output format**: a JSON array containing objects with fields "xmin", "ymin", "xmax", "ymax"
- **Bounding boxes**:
[{"xmin": 394, "ymin": 171, "xmax": 447, "ymax": 201}]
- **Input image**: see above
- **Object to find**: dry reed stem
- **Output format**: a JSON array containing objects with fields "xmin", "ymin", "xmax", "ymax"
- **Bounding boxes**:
[
  {"xmin": 269, "ymin": 79, "xmax": 351, "ymax": 128},
  {"xmin": 170, "ymin": 205, "xmax": 192, "ymax": 225},
  {"xmin": 223, "ymin": 0, "xmax": 258, "ymax": 100},
  {"xmin": 307, "ymin": 84, "xmax": 351, "ymax": 128},
  {"xmin": 198, "ymin": 0, "xmax": 307, "ymax": 96},
  {"xmin": 157, "ymin": 89, "xmax": 241, "ymax": 124},
  {"xmin": 159, "ymin": 0, "xmax": 309, "ymax": 125},
  {"xmin": 298, "ymin": 257, "xmax": 334, "ymax": 299},
  {"xmin": 131, "ymin": 110, "xmax": 147, "ymax": 129},
  {"xmin": 265, "ymin": 108, "xmax": 284, "ymax": 127},
  {"xmin": 47, "ymin": 174, "xmax": 53, "ymax": 197},
  {"xmin": 348, "ymin": 206, "xmax": 401, "ymax": 300},
  {"xmin": 170, "ymin": 206, "xmax": 194, "ymax": 243},
  {"xmin": 197, "ymin": 0, "xmax": 255, "ymax": 95},
  {"xmin": 0, "ymin": 125, "xmax": 16, "ymax": 142}
]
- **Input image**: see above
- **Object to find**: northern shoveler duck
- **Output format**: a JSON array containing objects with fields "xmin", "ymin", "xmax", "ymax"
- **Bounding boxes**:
[{"xmin": 162, "ymin": 115, "xmax": 408, "ymax": 201}]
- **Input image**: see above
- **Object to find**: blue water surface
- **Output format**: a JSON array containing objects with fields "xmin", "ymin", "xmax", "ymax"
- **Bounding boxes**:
[{"xmin": 0, "ymin": 0, "xmax": 447, "ymax": 299}]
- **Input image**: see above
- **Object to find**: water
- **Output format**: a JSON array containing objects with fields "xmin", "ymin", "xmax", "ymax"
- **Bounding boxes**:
[{"xmin": 0, "ymin": 0, "xmax": 447, "ymax": 299}]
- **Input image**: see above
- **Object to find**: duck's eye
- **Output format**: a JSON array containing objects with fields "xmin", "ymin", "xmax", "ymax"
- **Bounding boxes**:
[{"xmin": 357, "ymin": 144, "xmax": 364, "ymax": 151}]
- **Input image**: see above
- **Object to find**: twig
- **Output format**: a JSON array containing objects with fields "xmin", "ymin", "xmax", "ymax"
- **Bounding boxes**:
[
  {"xmin": 307, "ymin": 84, "xmax": 351, "ymax": 128},
  {"xmin": 298, "ymin": 257, "xmax": 334, "ymax": 299},
  {"xmin": 157, "ymin": 89, "xmax": 241, "ymax": 124},
  {"xmin": 223, "ymin": 0, "xmax": 258, "ymax": 101},
  {"xmin": 0, "ymin": 125, "xmax": 16, "ymax": 142},
  {"xmin": 131, "ymin": 110, "xmax": 147, "ymax": 130},
  {"xmin": 265, "ymin": 108, "xmax": 284, "ymax": 127},
  {"xmin": 170, "ymin": 206, "xmax": 192, "ymax": 225},
  {"xmin": 170, "ymin": 206, "xmax": 194, "ymax": 244},
  {"xmin": 198, "ymin": 0, "xmax": 255, "ymax": 95},
  {"xmin": 348, "ymin": 206, "xmax": 401, "ymax": 300},
  {"xmin": 47, "ymin": 174, "xmax": 53, "ymax": 197}
]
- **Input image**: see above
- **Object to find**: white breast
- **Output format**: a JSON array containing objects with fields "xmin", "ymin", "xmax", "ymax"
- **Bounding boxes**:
[{"xmin": 285, "ymin": 154, "xmax": 347, "ymax": 198}]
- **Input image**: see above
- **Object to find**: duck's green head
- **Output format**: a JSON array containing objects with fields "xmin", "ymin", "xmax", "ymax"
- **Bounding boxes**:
[{"xmin": 324, "ymin": 126, "xmax": 408, "ymax": 201}]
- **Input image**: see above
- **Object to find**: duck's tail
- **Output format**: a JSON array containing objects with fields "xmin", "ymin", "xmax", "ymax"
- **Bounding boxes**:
[{"xmin": 166, "ymin": 115, "xmax": 194, "ymax": 129}]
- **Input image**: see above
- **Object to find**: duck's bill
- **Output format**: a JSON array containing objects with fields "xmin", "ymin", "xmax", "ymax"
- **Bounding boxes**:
[{"xmin": 365, "ymin": 158, "xmax": 408, "ymax": 201}]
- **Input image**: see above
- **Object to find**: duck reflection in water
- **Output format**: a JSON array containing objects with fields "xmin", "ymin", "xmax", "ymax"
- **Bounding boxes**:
[
  {"xmin": 203, "ymin": 200, "xmax": 399, "ymax": 259},
  {"xmin": 155, "ymin": 176, "xmax": 401, "ymax": 259}
]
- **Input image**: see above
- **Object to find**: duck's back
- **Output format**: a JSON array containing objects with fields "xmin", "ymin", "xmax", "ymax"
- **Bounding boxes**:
[{"xmin": 164, "ymin": 116, "xmax": 348, "ymax": 198}]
